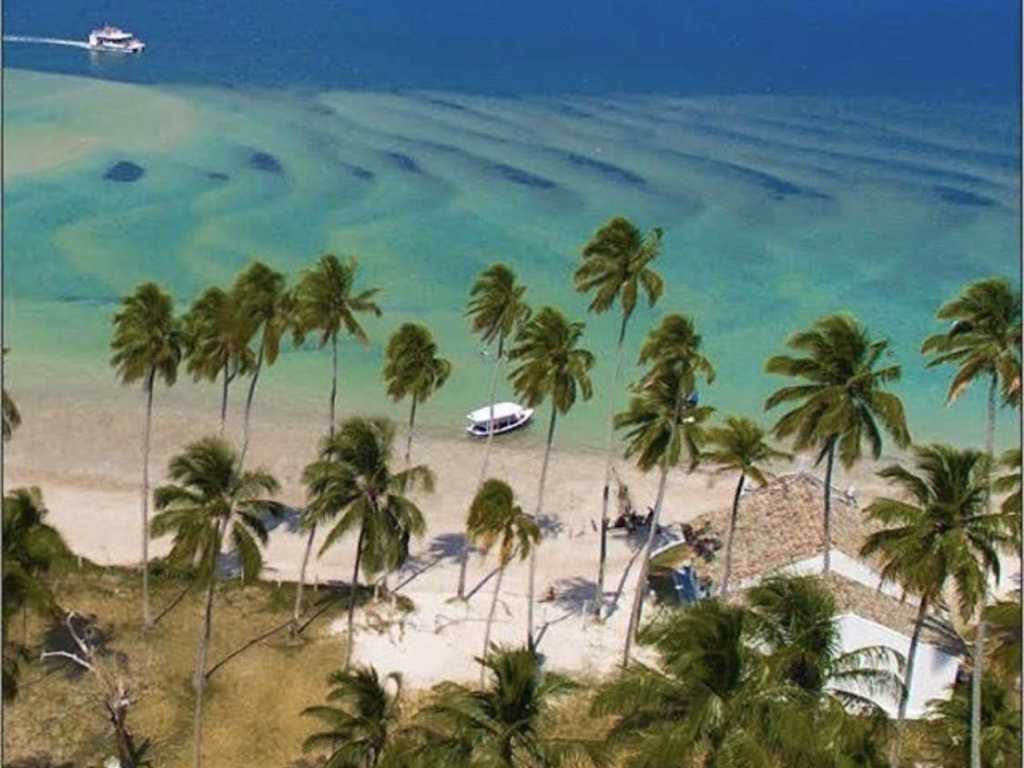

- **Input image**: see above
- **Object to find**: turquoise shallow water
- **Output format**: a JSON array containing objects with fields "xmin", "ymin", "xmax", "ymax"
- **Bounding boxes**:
[{"xmin": 3, "ymin": 70, "xmax": 1020, "ymax": 450}]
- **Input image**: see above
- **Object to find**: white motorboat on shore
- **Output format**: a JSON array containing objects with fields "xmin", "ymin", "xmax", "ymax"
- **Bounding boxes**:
[
  {"xmin": 465, "ymin": 402, "xmax": 533, "ymax": 437},
  {"xmin": 88, "ymin": 26, "xmax": 145, "ymax": 53}
]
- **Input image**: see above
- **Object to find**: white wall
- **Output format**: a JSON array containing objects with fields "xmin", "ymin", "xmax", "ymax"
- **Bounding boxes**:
[{"xmin": 832, "ymin": 613, "xmax": 960, "ymax": 719}]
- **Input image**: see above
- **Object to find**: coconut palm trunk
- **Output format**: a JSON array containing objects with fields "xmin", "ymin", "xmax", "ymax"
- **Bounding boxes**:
[
  {"xmin": 219, "ymin": 363, "xmax": 231, "ymax": 435},
  {"xmin": 192, "ymin": 574, "xmax": 216, "ymax": 768},
  {"xmin": 458, "ymin": 337, "xmax": 505, "ymax": 599},
  {"xmin": 822, "ymin": 437, "xmax": 837, "ymax": 576},
  {"xmin": 892, "ymin": 595, "xmax": 929, "ymax": 766},
  {"xmin": 970, "ymin": 373, "xmax": 999, "ymax": 768},
  {"xmin": 623, "ymin": 441, "xmax": 671, "ymax": 667},
  {"xmin": 481, "ymin": 563, "xmax": 506, "ymax": 686},
  {"xmin": 293, "ymin": 341, "xmax": 342, "ymax": 637},
  {"xmin": 527, "ymin": 403, "xmax": 558, "ymax": 651},
  {"xmin": 719, "ymin": 473, "xmax": 746, "ymax": 597},
  {"xmin": 330, "ymin": 333, "xmax": 339, "ymax": 428},
  {"xmin": 404, "ymin": 395, "xmax": 417, "ymax": 466},
  {"xmin": 344, "ymin": 521, "xmax": 367, "ymax": 669},
  {"xmin": 239, "ymin": 344, "xmax": 264, "ymax": 466},
  {"xmin": 595, "ymin": 314, "xmax": 629, "ymax": 618},
  {"xmin": 192, "ymin": 519, "xmax": 226, "ymax": 768},
  {"xmin": 141, "ymin": 367, "xmax": 156, "ymax": 629}
]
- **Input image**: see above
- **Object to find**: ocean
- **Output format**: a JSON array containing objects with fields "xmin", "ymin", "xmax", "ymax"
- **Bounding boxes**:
[{"xmin": 2, "ymin": 1, "xmax": 1021, "ymax": 450}]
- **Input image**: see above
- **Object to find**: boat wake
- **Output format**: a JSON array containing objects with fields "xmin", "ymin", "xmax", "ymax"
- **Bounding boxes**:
[{"xmin": 3, "ymin": 35, "xmax": 92, "ymax": 49}]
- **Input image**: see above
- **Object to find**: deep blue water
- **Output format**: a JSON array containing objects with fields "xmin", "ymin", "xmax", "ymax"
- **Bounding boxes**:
[{"xmin": 3, "ymin": 0, "xmax": 1021, "ymax": 100}]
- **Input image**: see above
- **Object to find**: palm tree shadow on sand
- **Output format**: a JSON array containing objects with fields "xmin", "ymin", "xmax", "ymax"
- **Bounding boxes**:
[{"xmin": 393, "ymin": 533, "xmax": 468, "ymax": 594}]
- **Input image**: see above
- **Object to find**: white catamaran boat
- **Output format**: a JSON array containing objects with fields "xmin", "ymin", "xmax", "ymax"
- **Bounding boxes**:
[
  {"xmin": 465, "ymin": 402, "xmax": 534, "ymax": 438},
  {"xmin": 88, "ymin": 26, "xmax": 145, "ymax": 53}
]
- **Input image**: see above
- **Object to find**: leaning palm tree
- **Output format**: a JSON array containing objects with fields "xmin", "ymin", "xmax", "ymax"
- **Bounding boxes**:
[
  {"xmin": 291, "ymin": 255, "xmax": 382, "ymax": 633},
  {"xmin": 458, "ymin": 263, "xmax": 531, "ymax": 599},
  {"xmin": 232, "ymin": 261, "xmax": 291, "ymax": 464},
  {"xmin": 615, "ymin": 314, "xmax": 714, "ymax": 665},
  {"xmin": 860, "ymin": 444, "xmax": 1014, "ymax": 765},
  {"xmin": 922, "ymin": 277, "xmax": 1022, "ymax": 451},
  {"xmin": 920, "ymin": 672, "xmax": 1022, "ymax": 768},
  {"xmin": 746, "ymin": 574, "xmax": 904, "ymax": 712},
  {"xmin": 508, "ymin": 307, "xmax": 594, "ymax": 649},
  {"xmin": 413, "ymin": 645, "xmax": 603, "ymax": 767},
  {"xmin": 592, "ymin": 600, "xmax": 791, "ymax": 767},
  {"xmin": 574, "ymin": 217, "xmax": 664, "ymax": 617},
  {"xmin": 2, "ymin": 348, "xmax": 21, "ymax": 442},
  {"xmin": 302, "ymin": 417, "xmax": 433, "ymax": 664},
  {"xmin": 3, "ymin": 487, "xmax": 71, "ymax": 700},
  {"xmin": 110, "ymin": 282, "xmax": 186, "ymax": 629},
  {"xmin": 151, "ymin": 436, "xmax": 281, "ymax": 768},
  {"xmin": 301, "ymin": 664, "xmax": 403, "ymax": 768},
  {"xmin": 765, "ymin": 313, "xmax": 912, "ymax": 575},
  {"xmin": 703, "ymin": 416, "xmax": 791, "ymax": 596},
  {"xmin": 383, "ymin": 323, "xmax": 452, "ymax": 466},
  {"xmin": 181, "ymin": 286, "xmax": 254, "ymax": 432},
  {"xmin": 465, "ymin": 479, "xmax": 541, "ymax": 685}
]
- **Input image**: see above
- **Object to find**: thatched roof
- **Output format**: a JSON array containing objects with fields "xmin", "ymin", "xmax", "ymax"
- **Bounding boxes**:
[{"xmin": 687, "ymin": 471, "xmax": 868, "ymax": 585}]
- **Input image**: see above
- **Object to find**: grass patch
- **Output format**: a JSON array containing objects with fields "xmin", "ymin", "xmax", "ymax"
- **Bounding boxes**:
[{"xmin": 4, "ymin": 563, "xmax": 350, "ymax": 768}]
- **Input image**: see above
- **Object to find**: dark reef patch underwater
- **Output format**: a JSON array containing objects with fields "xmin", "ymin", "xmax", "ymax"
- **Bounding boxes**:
[
  {"xmin": 102, "ymin": 161, "xmax": 145, "ymax": 183},
  {"xmin": 249, "ymin": 151, "xmax": 284, "ymax": 174}
]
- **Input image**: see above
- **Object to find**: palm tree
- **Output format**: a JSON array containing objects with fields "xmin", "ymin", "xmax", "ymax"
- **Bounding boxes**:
[
  {"xmin": 291, "ymin": 255, "xmax": 382, "ymax": 634},
  {"xmin": 2, "ymin": 348, "xmax": 21, "ymax": 442},
  {"xmin": 3, "ymin": 487, "xmax": 71, "ymax": 700},
  {"xmin": 458, "ymin": 263, "xmax": 531, "ymax": 599},
  {"xmin": 383, "ymin": 323, "xmax": 452, "ymax": 466},
  {"xmin": 765, "ymin": 313, "xmax": 912, "ymax": 575},
  {"xmin": 182, "ymin": 286, "xmax": 254, "ymax": 432},
  {"xmin": 110, "ymin": 282, "xmax": 186, "ymax": 629},
  {"xmin": 508, "ymin": 307, "xmax": 594, "ymax": 649},
  {"xmin": 592, "ymin": 600, "xmax": 789, "ymax": 767},
  {"xmin": 414, "ymin": 645, "xmax": 602, "ymax": 767},
  {"xmin": 302, "ymin": 417, "xmax": 433, "ymax": 666},
  {"xmin": 746, "ymin": 574, "xmax": 904, "ymax": 712},
  {"xmin": 860, "ymin": 444, "xmax": 1015, "ymax": 765},
  {"xmin": 151, "ymin": 436, "xmax": 280, "ymax": 768},
  {"xmin": 703, "ymin": 416, "xmax": 791, "ymax": 596},
  {"xmin": 993, "ymin": 447, "xmax": 1021, "ymax": 552},
  {"xmin": 983, "ymin": 591, "xmax": 1021, "ymax": 683},
  {"xmin": 232, "ymin": 261, "xmax": 291, "ymax": 464},
  {"xmin": 614, "ymin": 314, "xmax": 714, "ymax": 665},
  {"xmin": 465, "ymin": 479, "xmax": 541, "ymax": 685},
  {"xmin": 921, "ymin": 672, "xmax": 1022, "ymax": 768},
  {"xmin": 922, "ymin": 277, "xmax": 1022, "ymax": 453},
  {"xmin": 301, "ymin": 665, "xmax": 403, "ymax": 768},
  {"xmin": 574, "ymin": 217, "xmax": 664, "ymax": 617}
]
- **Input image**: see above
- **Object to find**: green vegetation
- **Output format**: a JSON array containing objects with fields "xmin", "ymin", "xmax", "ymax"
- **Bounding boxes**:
[
  {"xmin": 458, "ymin": 262, "xmax": 532, "ymax": 599},
  {"xmin": 764, "ymin": 314, "xmax": 912, "ymax": 575},
  {"xmin": 383, "ymin": 323, "xmax": 452, "ymax": 466},
  {"xmin": 614, "ymin": 314, "xmax": 714, "ymax": 665},
  {"xmin": 465, "ymin": 479, "xmax": 541, "ymax": 684},
  {"xmin": 508, "ymin": 307, "xmax": 595, "ymax": 650},
  {"xmin": 302, "ymin": 417, "xmax": 433, "ymax": 668},
  {"xmin": 110, "ymin": 282, "xmax": 187, "ymax": 630},
  {"xmin": 574, "ymin": 217, "xmax": 664, "ymax": 617},
  {"xmin": 702, "ymin": 416, "xmax": 791, "ymax": 596}
]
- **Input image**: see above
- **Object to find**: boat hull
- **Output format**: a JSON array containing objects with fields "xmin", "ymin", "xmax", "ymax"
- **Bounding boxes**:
[
  {"xmin": 466, "ymin": 410, "xmax": 533, "ymax": 437},
  {"xmin": 88, "ymin": 43, "xmax": 144, "ymax": 53}
]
